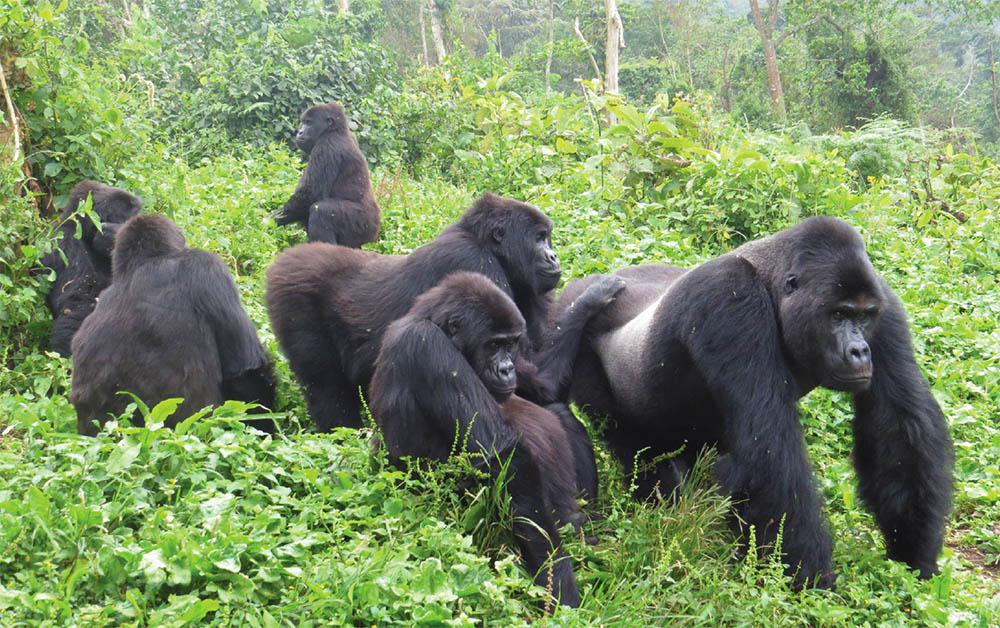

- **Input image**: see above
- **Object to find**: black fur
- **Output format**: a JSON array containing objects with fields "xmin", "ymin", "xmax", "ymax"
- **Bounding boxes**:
[
  {"xmin": 273, "ymin": 102, "xmax": 380, "ymax": 247},
  {"xmin": 559, "ymin": 216, "xmax": 953, "ymax": 589},
  {"xmin": 370, "ymin": 272, "xmax": 599, "ymax": 609},
  {"xmin": 70, "ymin": 214, "xmax": 276, "ymax": 435},
  {"xmin": 40, "ymin": 180, "xmax": 142, "ymax": 356},
  {"xmin": 266, "ymin": 193, "xmax": 624, "ymax": 431}
]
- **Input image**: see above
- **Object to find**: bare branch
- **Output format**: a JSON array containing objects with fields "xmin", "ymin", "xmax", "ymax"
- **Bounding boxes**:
[
  {"xmin": 0, "ymin": 60, "xmax": 21, "ymax": 163},
  {"xmin": 776, "ymin": 12, "xmax": 839, "ymax": 48},
  {"xmin": 574, "ymin": 17, "xmax": 603, "ymax": 84}
]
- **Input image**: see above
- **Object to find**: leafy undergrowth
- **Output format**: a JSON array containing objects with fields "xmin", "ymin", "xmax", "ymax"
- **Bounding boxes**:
[{"xmin": 2, "ymin": 103, "xmax": 1000, "ymax": 627}]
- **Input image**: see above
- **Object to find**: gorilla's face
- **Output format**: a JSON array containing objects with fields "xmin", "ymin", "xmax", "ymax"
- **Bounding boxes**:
[
  {"xmin": 819, "ymin": 296, "xmax": 880, "ymax": 392},
  {"xmin": 780, "ymin": 264, "xmax": 884, "ymax": 393},
  {"xmin": 532, "ymin": 225, "xmax": 561, "ymax": 293},
  {"xmin": 469, "ymin": 331, "xmax": 520, "ymax": 402},
  {"xmin": 294, "ymin": 104, "xmax": 345, "ymax": 154}
]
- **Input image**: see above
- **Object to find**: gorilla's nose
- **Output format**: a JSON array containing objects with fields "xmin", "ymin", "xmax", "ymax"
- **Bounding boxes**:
[{"xmin": 846, "ymin": 340, "xmax": 871, "ymax": 370}]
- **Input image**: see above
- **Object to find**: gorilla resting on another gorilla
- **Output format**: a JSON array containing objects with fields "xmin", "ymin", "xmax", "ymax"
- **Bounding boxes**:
[
  {"xmin": 558, "ymin": 216, "xmax": 953, "ymax": 589},
  {"xmin": 268, "ymin": 193, "xmax": 624, "ymax": 431},
  {"xmin": 41, "ymin": 180, "xmax": 143, "ymax": 356},
  {"xmin": 370, "ymin": 272, "xmax": 599, "ymax": 609},
  {"xmin": 273, "ymin": 102, "xmax": 381, "ymax": 247},
  {"xmin": 71, "ymin": 214, "xmax": 276, "ymax": 435}
]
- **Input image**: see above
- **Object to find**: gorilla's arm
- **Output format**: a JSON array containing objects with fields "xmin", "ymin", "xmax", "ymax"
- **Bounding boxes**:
[
  {"xmin": 274, "ymin": 147, "xmax": 343, "ymax": 226},
  {"xmin": 545, "ymin": 402, "xmax": 598, "ymax": 503},
  {"xmin": 517, "ymin": 275, "xmax": 626, "ymax": 404},
  {"xmin": 374, "ymin": 318, "xmax": 517, "ymax": 457},
  {"xmin": 680, "ymin": 256, "xmax": 835, "ymax": 589},
  {"xmin": 190, "ymin": 253, "xmax": 276, "ymax": 411},
  {"xmin": 852, "ymin": 288, "xmax": 953, "ymax": 579}
]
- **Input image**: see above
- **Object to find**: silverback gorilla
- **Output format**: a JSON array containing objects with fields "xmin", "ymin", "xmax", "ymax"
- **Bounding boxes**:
[
  {"xmin": 370, "ymin": 273, "xmax": 599, "ymax": 609},
  {"xmin": 557, "ymin": 216, "xmax": 953, "ymax": 589},
  {"xmin": 41, "ymin": 180, "xmax": 143, "ymax": 356},
  {"xmin": 71, "ymin": 214, "xmax": 276, "ymax": 435},
  {"xmin": 273, "ymin": 102, "xmax": 381, "ymax": 247},
  {"xmin": 267, "ymin": 193, "xmax": 624, "ymax": 431}
]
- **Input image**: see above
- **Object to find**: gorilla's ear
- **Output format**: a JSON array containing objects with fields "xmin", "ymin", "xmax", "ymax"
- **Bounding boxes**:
[
  {"xmin": 491, "ymin": 225, "xmax": 505, "ymax": 244},
  {"xmin": 445, "ymin": 316, "xmax": 463, "ymax": 338},
  {"xmin": 784, "ymin": 274, "xmax": 798, "ymax": 294}
]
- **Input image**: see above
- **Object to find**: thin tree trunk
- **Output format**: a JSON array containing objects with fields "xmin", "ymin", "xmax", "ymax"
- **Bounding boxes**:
[
  {"xmin": 749, "ymin": 0, "xmax": 786, "ymax": 121},
  {"xmin": 428, "ymin": 0, "xmax": 447, "ymax": 64},
  {"xmin": 991, "ymin": 41, "xmax": 1000, "ymax": 126},
  {"xmin": 573, "ymin": 17, "xmax": 603, "ymax": 85},
  {"xmin": 604, "ymin": 0, "xmax": 624, "ymax": 96},
  {"xmin": 337, "ymin": 0, "xmax": 348, "ymax": 15},
  {"xmin": 545, "ymin": 0, "xmax": 554, "ymax": 93},
  {"xmin": 0, "ymin": 60, "xmax": 20, "ymax": 163},
  {"xmin": 722, "ymin": 43, "xmax": 733, "ymax": 112},
  {"xmin": 951, "ymin": 43, "xmax": 976, "ymax": 128},
  {"xmin": 419, "ymin": 1, "xmax": 428, "ymax": 65},
  {"xmin": 685, "ymin": 36, "xmax": 694, "ymax": 89}
]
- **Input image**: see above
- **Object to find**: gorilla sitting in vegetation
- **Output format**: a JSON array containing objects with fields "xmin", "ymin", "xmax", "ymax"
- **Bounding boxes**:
[
  {"xmin": 273, "ymin": 101, "xmax": 381, "ymax": 247},
  {"xmin": 40, "ymin": 180, "xmax": 143, "ymax": 356},
  {"xmin": 558, "ymin": 216, "xmax": 953, "ymax": 589},
  {"xmin": 71, "ymin": 214, "xmax": 276, "ymax": 435},
  {"xmin": 370, "ymin": 272, "xmax": 600, "ymax": 609},
  {"xmin": 267, "ymin": 193, "xmax": 624, "ymax": 431}
]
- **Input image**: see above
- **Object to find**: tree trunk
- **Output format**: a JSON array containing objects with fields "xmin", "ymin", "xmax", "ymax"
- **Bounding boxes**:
[
  {"xmin": 722, "ymin": 44, "xmax": 733, "ymax": 112},
  {"xmin": 419, "ymin": 1, "xmax": 429, "ymax": 65},
  {"xmin": 991, "ymin": 41, "xmax": 1000, "ymax": 127},
  {"xmin": 604, "ymin": 0, "xmax": 624, "ymax": 96},
  {"xmin": 428, "ymin": 0, "xmax": 447, "ymax": 64},
  {"xmin": 951, "ymin": 43, "xmax": 977, "ymax": 128},
  {"xmin": 337, "ymin": 0, "xmax": 348, "ymax": 16},
  {"xmin": 545, "ymin": 0, "xmax": 554, "ymax": 93},
  {"xmin": 749, "ymin": 0, "xmax": 786, "ymax": 121}
]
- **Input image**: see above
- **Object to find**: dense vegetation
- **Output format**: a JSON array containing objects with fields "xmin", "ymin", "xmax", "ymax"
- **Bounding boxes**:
[{"xmin": 1, "ymin": 1, "xmax": 998, "ymax": 625}]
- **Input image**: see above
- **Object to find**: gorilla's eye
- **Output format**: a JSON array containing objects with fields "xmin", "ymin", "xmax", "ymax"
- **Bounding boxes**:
[
  {"xmin": 536, "ymin": 230, "xmax": 549, "ymax": 243},
  {"xmin": 832, "ymin": 310, "xmax": 846, "ymax": 322}
]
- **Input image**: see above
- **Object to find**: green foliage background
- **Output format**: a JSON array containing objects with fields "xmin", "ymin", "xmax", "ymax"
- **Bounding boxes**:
[{"xmin": 1, "ymin": 0, "xmax": 999, "ymax": 626}]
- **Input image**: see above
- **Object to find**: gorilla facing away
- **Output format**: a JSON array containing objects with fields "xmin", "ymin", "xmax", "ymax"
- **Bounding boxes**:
[
  {"xmin": 273, "ymin": 101, "xmax": 381, "ymax": 247},
  {"xmin": 558, "ymin": 216, "xmax": 953, "ymax": 589},
  {"xmin": 41, "ymin": 180, "xmax": 143, "ymax": 356},
  {"xmin": 370, "ymin": 272, "xmax": 599, "ymax": 609},
  {"xmin": 267, "ymin": 193, "xmax": 625, "ymax": 431},
  {"xmin": 71, "ymin": 214, "xmax": 276, "ymax": 435}
]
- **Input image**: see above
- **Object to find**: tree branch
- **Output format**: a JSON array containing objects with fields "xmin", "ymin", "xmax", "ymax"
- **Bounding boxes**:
[
  {"xmin": 776, "ymin": 12, "xmax": 840, "ymax": 49},
  {"xmin": 0, "ymin": 60, "xmax": 21, "ymax": 163},
  {"xmin": 574, "ymin": 17, "xmax": 603, "ymax": 84},
  {"xmin": 766, "ymin": 0, "xmax": 779, "ymax": 37}
]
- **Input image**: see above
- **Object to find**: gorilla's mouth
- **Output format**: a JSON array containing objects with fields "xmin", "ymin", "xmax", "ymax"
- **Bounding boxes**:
[
  {"xmin": 538, "ymin": 268, "xmax": 562, "ymax": 289},
  {"xmin": 827, "ymin": 374, "xmax": 872, "ymax": 392}
]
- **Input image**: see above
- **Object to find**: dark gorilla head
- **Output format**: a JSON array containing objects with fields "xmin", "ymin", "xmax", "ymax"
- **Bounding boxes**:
[
  {"xmin": 410, "ymin": 272, "xmax": 526, "ymax": 401},
  {"xmin": 62, "ymin": 180, "xmax": 143, "ymax": 241},
  {"xmin": 112, "ymin": 214, "xmax": 188, "ymax": 278},
  {"xmin": 294, "ymin": 102, "xmax": 348, "ymax": 154},
  {"xmin": 770, "ymin": 217, "xmax": 886, "ymax": 392},
  {"xmin": 457, "ymin": 194, "xmax": 561, "ymax": 294}
]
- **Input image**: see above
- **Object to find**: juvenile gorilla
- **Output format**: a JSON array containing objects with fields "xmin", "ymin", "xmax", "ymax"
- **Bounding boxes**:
[
  {"xmin": 41, "ymin": 180, "xmax": 143, "ymax": 356},
  {"xmin": 370, "ymin": 272, "xmax": 598, "ymax": 609},
  {"xmin": 559, "ymin": 216, "xmax": 953, "ymax": 589},
  {"xmin": 71, "ymin": 214, "xmax": 276, "ymax": 435},
  {"xmin": 267, "ymin": 193, "xmax": 624, "ymax": 431},
  {"xmin": 273, "ymin": 102, "xmax": 380, "ymax": 247}
]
